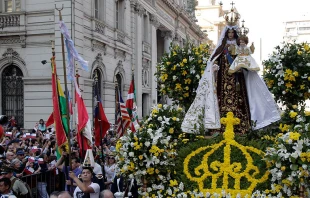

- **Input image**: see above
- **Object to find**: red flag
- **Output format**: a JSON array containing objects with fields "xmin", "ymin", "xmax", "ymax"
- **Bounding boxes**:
[
  {"xmin": 126, "ymin": 76, "xmax": 139, "ymax": 132},
  {"xmin": 94, "ymin": 100, "xmax": 110, "ymax": 147},
  {"xmin": 75, "ymin": 79, "xmax": 92, "ymax": 153},
  {"xmin": 45, "ymin": 113, "xmax": 54, "ymax": 127},
  {"xmin": 51, "ymin": 57, "xmax": 68, "ymax": 149}
]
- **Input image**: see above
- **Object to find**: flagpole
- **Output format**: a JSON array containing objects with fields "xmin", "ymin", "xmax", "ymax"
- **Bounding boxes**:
[
  {"xmin": 115, "ymin": 82, "xmax": 125, "ymax": 137},
  {"xmin": 94, "ymin": 70, "xmax": 106, "ymax": 180},
  {"xmin": 55, "ymin": 4, "xmax": 72, "ymax": 170}
]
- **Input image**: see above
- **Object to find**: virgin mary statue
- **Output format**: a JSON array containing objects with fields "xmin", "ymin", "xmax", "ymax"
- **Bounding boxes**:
[{"xmin": 181, "ymin": 11, "xmax": 281, "ymax": 134}]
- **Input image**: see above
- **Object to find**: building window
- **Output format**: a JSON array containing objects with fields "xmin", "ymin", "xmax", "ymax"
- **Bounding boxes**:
[
  {"xmin": 94, "ymin": 0, "xmax": 104, "ymax": 20},
  {"xmin": 115, "ymin": 73, "xmax": 122, "ymax": 95},
  {"xmin": 0, "ymin": 0, "xmax": 21, "ymax": 12},
  {"xmin": 299, "ymin": 27, "xmax": 310, "ymax": 31},
  {"xmin": 92, "ymin": 68, "xmax": 102, "ymax": 118},
  {"xmin": 116, "ymin": 0, "xmax": 124, "ymax": 30},
  {"xmin": 2, "ymin": 65, "xmax": 24, "ymax": 127}
]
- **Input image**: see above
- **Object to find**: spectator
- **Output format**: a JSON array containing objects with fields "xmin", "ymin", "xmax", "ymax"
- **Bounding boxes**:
[
  {"xmin": 37, "ymin": 153, "xmax": 53, "ymax": 198},
  {"xmin": 50, "ymin": 191, "xmax": 60, "ymax": 198},
  {"xmin": 69, "ymin": 167, "xmax": 100, "ymax": 198},
  {"xmin": 58, "ymin": 191, "xmax": 73, "ymax": 198},
  {"xmin": 10, "ymin": 159, "xmax": 23, "ymax": 178},
  {"xmin": 0, "ymin": 177, "xmax": 16, "ymax": 198},
  {"xmin": 1, "ymin": 166, "xmax": 28, "ymax": 196},
  {"xmin": 100, "ymin": 189, "xmax": 113, "ymax": 198},
  {"xmin": 38, "ymin": 119, "xmax": 47, "ymax": 133},
  {"xmin": 104, "ymin": 154, "xmax": 117, "ymax": 189},
  {"xmin": 3, "ymin": 152, "xmax": 14, "ymax": 166},
  {"xmin": 8, "ymin": 116, "xmax": 17, "ymax": 131},
  {"xmin": 56, "ymin": 154, "xmax": 82, "ymax": 194}
]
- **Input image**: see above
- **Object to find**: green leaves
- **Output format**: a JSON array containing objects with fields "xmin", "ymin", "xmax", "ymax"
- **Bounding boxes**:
[{"xmin": 155, "ymin": 42, "xmax": 210, "ymax": 111}]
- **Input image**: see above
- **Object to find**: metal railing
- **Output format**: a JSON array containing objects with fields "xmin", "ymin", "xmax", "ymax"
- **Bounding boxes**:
[{"xmin": 20, "ymin": 170, "xmax": 65, "ymax": 198}]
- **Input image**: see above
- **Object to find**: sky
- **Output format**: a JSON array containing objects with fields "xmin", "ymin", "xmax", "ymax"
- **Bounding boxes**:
[{"xmin": 220, "ymin": 0, "xmax": 310, "ymax": 63}]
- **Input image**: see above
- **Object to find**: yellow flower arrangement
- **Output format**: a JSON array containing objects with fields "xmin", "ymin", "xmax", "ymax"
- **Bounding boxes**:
[
  {"xmin": 183, "ymin": 112, "xmax": 268, "ymax": 197},
  {"xmin": 155, "ymin": 42, "xmax": 210, "ymax": 111}
]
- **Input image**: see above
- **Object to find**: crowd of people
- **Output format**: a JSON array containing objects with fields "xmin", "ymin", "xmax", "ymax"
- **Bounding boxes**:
[{"xmin": 0, "ymin": 117, "xmax": 135, "ymax": 198}]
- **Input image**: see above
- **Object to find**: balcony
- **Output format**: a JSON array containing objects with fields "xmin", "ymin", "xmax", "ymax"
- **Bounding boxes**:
[
  {"xmin": 94, "ymin": 19, "xmax": 105, "ymax": 35},
  {"xmin": 0, "ymin": 13, "xmax": 20, "ymax": 28},
  {"xmin": 115, "ymin": 29, "xmax": 125, "ymax": 43}
]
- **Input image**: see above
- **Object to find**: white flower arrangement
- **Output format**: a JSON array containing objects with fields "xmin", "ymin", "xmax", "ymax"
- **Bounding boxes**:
[{"xmin": 263, "ymin": 132, "xmax": 310, "ymax": 197}]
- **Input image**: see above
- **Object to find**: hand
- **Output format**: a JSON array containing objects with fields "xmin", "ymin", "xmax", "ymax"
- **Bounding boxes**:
[
  {"xmin": 68, "ymin": 171, "xmax": 76, "ymax": 179},
  {"xmin": 66, "ymin": 180, "xmax": 72, "ymax": 185},
  {"xmin": 16, "ymin": 173, "xmax": 23, "ymax": 178}
]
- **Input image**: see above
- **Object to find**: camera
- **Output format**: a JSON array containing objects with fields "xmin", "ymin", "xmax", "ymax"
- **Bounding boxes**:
[{"xmin": 0, "ymin": 115, "xmax": 8, "ymax": 125}]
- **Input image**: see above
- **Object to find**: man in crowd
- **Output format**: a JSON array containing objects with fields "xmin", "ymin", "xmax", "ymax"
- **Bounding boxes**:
[
  {"xmin": 1, "ymin": 166, "xmax": 28, "ymax": 196},
  {"xmin": 0, "ymin": 177, "xmax": 16, "ymax": 197},
  {"xmin": 56, "ymin": 154, "xmax": 82, "ymax": 194}
]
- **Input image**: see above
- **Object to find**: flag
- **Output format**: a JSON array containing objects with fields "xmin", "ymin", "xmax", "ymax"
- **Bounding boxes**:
[
  {"xmin": 59, "ymin": 21, "xmax": 88, "ymax": 80},
  {"xmin": 51, "ymin": 56, "xmax": 69, "ymax": 152},
  {"xmin": 46, "ymin": 113, "xmax": 54, "ymax": 127},
  {"xmin": 74, "ymin": 79, "xmax": 92, "ymax": 154},
  {"xmin": 94, "ymin": 88, "xmax": 110, "ymax": 147},
  {"xmin": 126, "ymin": 75, "xmax": 140, "ymax": 132},
  {"xmin": 67, "ymin": 90, "xmax": 73, "ymax": 115},
  {"xmin": 116, "ymin": 90, "xmax": 131, "ymax": 137}
]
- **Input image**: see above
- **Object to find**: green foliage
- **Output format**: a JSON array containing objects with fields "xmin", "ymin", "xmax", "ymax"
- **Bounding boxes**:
[
  {"xmin": 155, "ymin": 42, "xmax": 210, "ymax": 111},
  {"xmin": 263, "ymin": 42, "xmax": 310, "ymax": 107}
]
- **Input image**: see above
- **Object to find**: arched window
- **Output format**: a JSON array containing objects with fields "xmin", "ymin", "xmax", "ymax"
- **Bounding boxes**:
[
  {"xmin": 115, "ymin": 73, "xmax": 122, "ymax": 97},
  {"xmin": 1, "ymin": 65, "xmax": 24, "ymax": 127},
  {"xmin": 92, "ymin": 68, "xmax": 102, "ymax": 117}
]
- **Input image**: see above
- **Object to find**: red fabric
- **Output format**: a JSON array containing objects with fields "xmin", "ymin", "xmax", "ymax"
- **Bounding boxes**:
[
  {"xmin": 75, "ymin": 83, "xmax": 92, "ymax": 155},
  {"xmin": 45, "ymin": 113, "xmax": 54, "ymax": 127},
  {"xmin": 94, "ymin": 101, "xmax": 110, "ymax": 147},
  {"xmin": 51, "ymin": 57, "xmax": 67, "ymax": 147},
  {"xmin": 0, "ymin": 125, "xmax": 4, "ymax": 139}
]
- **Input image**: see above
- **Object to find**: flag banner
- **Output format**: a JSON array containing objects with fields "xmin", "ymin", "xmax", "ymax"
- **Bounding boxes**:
[
  {"xmin": 116, "ymin": 91, "xmax": 131, "ymax": 137},
  {"xmin": 59, "ymin": 21, "xmax": 88, "ymax": 80},
  {"xmin": 126, "ymin": 75, "xmax": 140, "ymax": 132},
  {"xmin": 94, "ymin": 88, "xmax": 110, "ymax": 147},
  {"xmin": 46, "ymin": 113, "xmax": 54, "ymax": 127},
  {"xmin": 51, "ymin": 56, "xmax": 69, "ymax": 152},
  {"xmin": 74, "ymin": 78, "xmax": 92, "ymax": 152}
]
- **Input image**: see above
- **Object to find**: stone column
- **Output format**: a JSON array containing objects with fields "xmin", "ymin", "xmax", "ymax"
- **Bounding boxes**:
[
  {"xmin": 162, "ymin": 31, "xmax": 173, "ymax": 53},
  {"xmin": 150, "ymin": 14, "xmax": 160, "ymax": 107},
  {"xmin": 161, "ymin": 31, "xmax": 174, "ymax": 105},
  {"xmin": 131, "ymin": 1, "xmax": 145, "ymax": 118}
]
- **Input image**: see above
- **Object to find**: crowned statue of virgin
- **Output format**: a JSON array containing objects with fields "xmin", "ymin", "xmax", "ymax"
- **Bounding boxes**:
[{"xmin": 181, "ymin": 5, "xmax": 281, "ymax": 134}]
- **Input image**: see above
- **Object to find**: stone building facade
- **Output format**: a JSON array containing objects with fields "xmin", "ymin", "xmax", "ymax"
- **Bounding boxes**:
[{"xmin": 0, "ymin": 0, "xmax": 205, "ymax": 129}]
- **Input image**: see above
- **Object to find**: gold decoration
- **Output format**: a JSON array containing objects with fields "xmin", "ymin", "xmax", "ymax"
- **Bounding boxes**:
[
  {"xmin": 224, "ymin": 2, "xmax": 240, "ymax": 26},
  {"xmin": 183, "ymin": 112, "xmax": 269, "ymax": 197}
]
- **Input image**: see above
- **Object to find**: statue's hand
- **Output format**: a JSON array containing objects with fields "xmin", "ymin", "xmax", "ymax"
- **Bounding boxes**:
[{"xmin": 250, "ymin": 42, "xmax": 255, "ymax": 53}]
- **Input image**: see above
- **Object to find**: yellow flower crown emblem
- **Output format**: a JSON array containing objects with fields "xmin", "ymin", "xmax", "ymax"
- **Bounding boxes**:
[{"xmin": 183, "ymin": 112, "xmax": 269, "ymax": 197}]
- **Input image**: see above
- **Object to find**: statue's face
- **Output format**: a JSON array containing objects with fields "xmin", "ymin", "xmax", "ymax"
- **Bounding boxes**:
[{"xmin": 228, "ymin": 30, "xmax": 234, "ymax": 39}]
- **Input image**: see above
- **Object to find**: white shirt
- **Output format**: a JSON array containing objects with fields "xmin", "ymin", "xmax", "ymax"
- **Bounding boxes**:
[{"xmin": 73, "ymin": 182, "xmax": 100, "ymax": 198}]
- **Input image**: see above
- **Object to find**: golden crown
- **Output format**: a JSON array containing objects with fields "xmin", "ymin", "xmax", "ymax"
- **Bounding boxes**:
[
  {"xmin": 236, "ymin": 20, "xmax": 249, "ymax": 37},
  {"xmin": 183, "ymin": 112, "xmax": 269, "ymax": 196},
  {"xmin": 223, "ymin": 2, "xmax": 240, "ymax": 26}
]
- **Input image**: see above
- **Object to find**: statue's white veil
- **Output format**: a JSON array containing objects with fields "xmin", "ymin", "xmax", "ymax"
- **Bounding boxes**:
[{"xmin": 181, "ymin": 25, "xmax": 281, "ymax": 133}]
